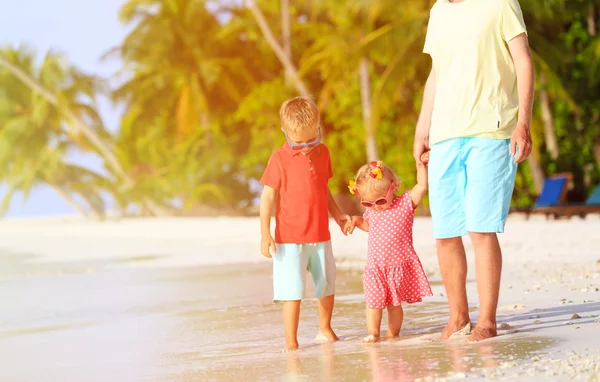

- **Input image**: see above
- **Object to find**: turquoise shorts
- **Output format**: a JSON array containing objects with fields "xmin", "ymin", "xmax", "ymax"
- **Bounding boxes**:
[
  {"xmin": 428, "ymin": 137, "xmax": 518, "ymax": 239},
  {"xmin": 272, "ymin": 241, "xmax": 336, "ymax": 302}
]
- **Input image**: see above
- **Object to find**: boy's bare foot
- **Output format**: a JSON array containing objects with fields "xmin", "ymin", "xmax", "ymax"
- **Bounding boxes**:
[
  {"xmin": 467, "ymin": 325, "xmax": 497, "ymax": 342},
  {"xmin": 440, "ymin": 320, "xmax": 471, "ymax": 340},
  {"xmin": 362, "ymin": 334, "xmax": 380, "ymax": 343},
  {"xmin": 283, "ymin": 342, "xmax": 300, "ymax": 352},
  {"xmin": 315, "ymin": 327, "xmax": 339, "ymax": 343}
]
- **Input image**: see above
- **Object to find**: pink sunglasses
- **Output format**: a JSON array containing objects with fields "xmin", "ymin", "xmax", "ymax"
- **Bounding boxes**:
[{"xmin": 361, "ymin": 183, "xmax": 395, "ymax": 208}]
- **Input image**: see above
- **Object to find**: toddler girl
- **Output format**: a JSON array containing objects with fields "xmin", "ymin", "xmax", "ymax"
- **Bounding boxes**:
[{"xmin": 348, "ymin": 155, "xmax": 433, "ymax": 342}]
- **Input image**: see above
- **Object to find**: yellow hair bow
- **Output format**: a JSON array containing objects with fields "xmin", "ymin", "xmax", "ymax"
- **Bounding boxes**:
[
  {"xmin": 348, "ymin": 180, "xmax": 357, "ymax": 195},
  {"xmin": 369, "ymin": 161, "xmax": 384, "ymax": 180}
]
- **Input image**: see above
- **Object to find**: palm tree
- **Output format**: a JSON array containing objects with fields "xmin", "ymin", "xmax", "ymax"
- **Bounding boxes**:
[
  {"xmin": 0, "ymin": 47, "xmax": 108, "ymax": 218},
  {"xmin": 0, "ymin": 47, "xmax": 170, "ymax": 216}
]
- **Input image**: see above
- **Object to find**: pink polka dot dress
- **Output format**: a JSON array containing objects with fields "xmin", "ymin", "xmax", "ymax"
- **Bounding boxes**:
[{"xmin": 363, "ymin": 190, "xmax": 433, "ymax": 309}]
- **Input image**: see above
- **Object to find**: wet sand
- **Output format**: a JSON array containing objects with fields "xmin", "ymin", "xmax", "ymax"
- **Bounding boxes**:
[
  {"xmin": 0, "ymin": 257, "xmax": 557, "ymax": 381},
  {"xmin": 0, "ymin": 216, "xmax": 599, "ymax": 381}
]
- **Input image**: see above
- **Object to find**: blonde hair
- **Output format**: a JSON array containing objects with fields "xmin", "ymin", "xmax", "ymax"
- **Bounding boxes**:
[
  {"xmin": 353, "ymin": 161, "xmax": 399, "ymax": 197},
  {"xmin": 280, "ymin": 96, "xmax": 320, "ymax": 133}
]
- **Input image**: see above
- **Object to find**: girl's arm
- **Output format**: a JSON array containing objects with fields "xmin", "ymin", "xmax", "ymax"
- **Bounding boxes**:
[
  {"xmin": 411, "ymin": 152, "xmax": 429, "ymax": 208},
  {"xmin": 350, "ymin": 216, "xmax": 369, "ymax": 233}
]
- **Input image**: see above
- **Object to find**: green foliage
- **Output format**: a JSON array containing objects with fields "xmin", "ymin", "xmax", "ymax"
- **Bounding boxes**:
[{"xmin": 1, "ymin": 0, "xmax": 600, "ymax": 216}]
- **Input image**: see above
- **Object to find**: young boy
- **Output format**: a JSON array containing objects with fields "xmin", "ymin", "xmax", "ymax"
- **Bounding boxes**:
[{"xmin": 259, "ymin": 96, "xmax": 350, "ymax": 351}]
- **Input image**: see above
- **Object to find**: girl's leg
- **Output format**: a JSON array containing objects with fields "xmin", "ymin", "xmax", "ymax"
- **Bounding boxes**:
[
  {"xmin": 283, "ymin": 300, "xmax": 301, "ymax": 351},
  {"xmin": 385, "ymin": 304, "xmax": 404, "ymax": 338},
  {"xmin": 363, "ymin": 308, "xmax": 383, "ymax": 342}
]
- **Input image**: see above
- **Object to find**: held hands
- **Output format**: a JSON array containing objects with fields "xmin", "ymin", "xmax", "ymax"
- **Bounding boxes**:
[
  {"xmin": 337, "ymin": 215, "xmax": 353, "ymax": 235},
  {"xmin": 413, "ymin": 133, "xmax": 429, "ymax": 166},
  {"xmin": 420, "ymin": 150, "xmax": 430, "ymax": 165},
  {"xmin": 261, "ymin": 235, "xmax": 276, "ymax": 258},
  {"xmin": 340, "ymin": 215, "xmax": 362, "ymax": 236}
]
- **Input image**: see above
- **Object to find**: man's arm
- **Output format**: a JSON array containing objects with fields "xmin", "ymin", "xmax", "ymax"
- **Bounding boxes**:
[
  {"xmin": 508, "ymin": 33, "xmax": 534, "ymax": 163},
  {"xmin": 414, "ymin": 66, "xmax": 436, "ymax": 165}
]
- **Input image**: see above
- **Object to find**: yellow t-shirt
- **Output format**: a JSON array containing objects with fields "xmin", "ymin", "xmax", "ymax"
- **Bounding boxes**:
[{"xmin": 423, "ymin": 0, "xmax": 527, "ymax": 146}]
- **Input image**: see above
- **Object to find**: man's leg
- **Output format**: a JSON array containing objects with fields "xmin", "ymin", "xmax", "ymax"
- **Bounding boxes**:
[
  {"xmin": 437, "ymin": 237, "xmax": 471, "ymax": 340},
  {"xmin": 468, "ymin": 232, "xmax": 502, "ymax": 340},
  {"xmin": 464, "ymin": 138, "xmax": 518, "ymax": 341},
  {"xmin": 428, "ymin": 139, "xmax": 470, "ymax": 340}
]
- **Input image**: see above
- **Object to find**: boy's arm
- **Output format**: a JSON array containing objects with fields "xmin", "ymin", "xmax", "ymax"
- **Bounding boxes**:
[
  {"xmin": 328, "ymin": 189, "xmax": 351, "ymax": 235},
  {"xmin": 508, "ymin": 34, "xmax": 534, "ymax": 163},
  {"xmin": 260, "ymin": 185, "xmax": 277, "ymax": 258}
]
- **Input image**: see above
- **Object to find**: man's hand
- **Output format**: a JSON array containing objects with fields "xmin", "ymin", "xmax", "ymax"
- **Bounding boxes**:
[
  {"xmin": 414, "ymin": 133, "xmax": 430, "ymax": 165},
  {"xmin": 510, "ymin": 121, "xmax": 532, "ymax": 163},
  {"xmin": 261, "ymin": 235, "xmax": 276, "ymax": 258}
]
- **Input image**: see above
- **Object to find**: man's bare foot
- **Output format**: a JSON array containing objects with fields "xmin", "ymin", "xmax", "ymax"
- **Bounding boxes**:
[
  {"xmin": 362, "ymin": 334, "xmax": 380, "ymax": 343},
  {"xmin": 467, "ymin": 325, "xmax": 497, "ymax": 342},
  {"xmin": 315, "ymin": 327, "xmax": 339, "ymax": 343},
  {"xmin": 440, "ymin": 320, "xmax": 472, "ymax": 340}
]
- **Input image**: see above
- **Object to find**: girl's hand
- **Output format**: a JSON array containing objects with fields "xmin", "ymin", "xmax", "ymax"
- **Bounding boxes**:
[
  {"xmin": 261, "ymin": 235, "xmax": 276, "ymax": 258},
  {"xmin": 420, "ymin": 150, "xmax": 430, "ymax": 165}
]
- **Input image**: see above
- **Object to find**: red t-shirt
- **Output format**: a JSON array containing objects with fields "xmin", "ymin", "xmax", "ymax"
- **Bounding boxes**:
[{"xmin": 260, "ymin": 143, "xmax": 333, "ymax": 244}]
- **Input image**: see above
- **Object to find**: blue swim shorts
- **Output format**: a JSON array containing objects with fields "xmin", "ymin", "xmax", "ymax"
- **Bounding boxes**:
[
  {"xmin": 272, "ymin": 241, "xmax": 336, "ymax": 302},
  {"xmin": 428, "ymin": 137, "xmax": 518, "ymax": 239}
]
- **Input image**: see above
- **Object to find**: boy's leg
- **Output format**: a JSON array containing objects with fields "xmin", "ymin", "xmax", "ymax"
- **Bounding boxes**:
[
  {"xmin": 273, "ymin": 243, "xmax": 309, "ymax": 350},
  {"xmin": 428, "ymin": 139, "xmax": 471, "ymax": 339},
  {"xmin": 316, "ymin": 295, "xmax": 338, "ymax": 341},
  {"xmin": 464, "ymin": 138, "xmax": 517, "ymax": 341},
  {"xmin": 307, "ymin": 241, "xmax": 338, "ymax": 341},
  {"xmin": 364, "ymin": 308, "xmax": 383, "ymax": 342},
  {"xmin": 385, "ymin": 304, "xmax": 404, "ymax": 338},
  {"xmin": 283, "ymin": 300, "xmax": 301, "ymax": 351}
]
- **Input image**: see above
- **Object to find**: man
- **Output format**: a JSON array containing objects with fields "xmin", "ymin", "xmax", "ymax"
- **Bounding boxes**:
[{"xmin": 414, "ymin": 0, "xmax": 534, "ymax": 341}]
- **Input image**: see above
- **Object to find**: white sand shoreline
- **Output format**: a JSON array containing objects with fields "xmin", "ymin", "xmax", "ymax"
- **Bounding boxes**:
[{"xmin": 0, "ymin": 215, "xmax": 599, "ymax": 380}]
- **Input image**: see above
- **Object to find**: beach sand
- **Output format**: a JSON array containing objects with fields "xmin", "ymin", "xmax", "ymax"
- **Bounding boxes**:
[{"xmin": 0, "ymin": 215, "xmax": 598, "ymax": 381}]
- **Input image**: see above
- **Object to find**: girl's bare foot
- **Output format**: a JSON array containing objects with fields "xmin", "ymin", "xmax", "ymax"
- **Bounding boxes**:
[
  {"xmin": 362, "ymin": 334, "xmax": 380, "ymax": 343},
  {"xmin": 383, "ymin": 332, "xmax": 399, "ymax": 340},
  {"xmin": 315, "ymin": 327, "xmax": 339, "ymax": 343}
]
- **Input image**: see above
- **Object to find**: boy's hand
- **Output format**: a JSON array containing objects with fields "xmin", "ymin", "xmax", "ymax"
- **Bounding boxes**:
[
  {"xmin": 261, "ymin": 235, "xmax": 276, "ymax": 258},
  {"xmin": 349, "ymin": 216, "xmax": 363, "ymax": 234},
  {"xmin": 337, "ymin": 215, "xmax": 352, "ymax": 235}
]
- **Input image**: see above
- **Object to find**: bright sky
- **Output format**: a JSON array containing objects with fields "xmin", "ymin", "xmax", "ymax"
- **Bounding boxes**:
[{"xmin": 1, "ymin": 0, "xmax": 127, "ymax": 216}]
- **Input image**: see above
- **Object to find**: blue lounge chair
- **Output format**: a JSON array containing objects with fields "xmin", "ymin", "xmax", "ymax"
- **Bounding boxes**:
[
  {"xmin": 510, "ymin": 173, "xmax": 572, "ymax": 218},
  {"xmin": 534, "ymin": 183, "xmax": 600, "ymax": 219}
]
